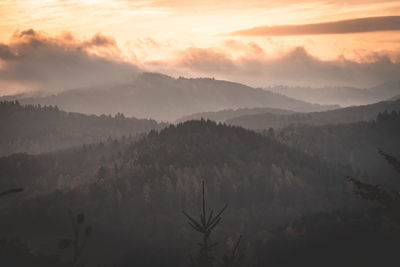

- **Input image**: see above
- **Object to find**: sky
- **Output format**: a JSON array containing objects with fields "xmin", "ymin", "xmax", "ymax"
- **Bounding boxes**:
[{"xmin": 0, "ymin": 0, "xmax": 400, "ymax": 95}]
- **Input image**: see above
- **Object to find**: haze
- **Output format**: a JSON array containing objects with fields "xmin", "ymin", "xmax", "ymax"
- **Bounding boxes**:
[
  {"xmin": 2, "ymin": 1, "xmax": 400, "ymax": 266},
  {"xmin": 1, "ymin": 0, "xmax": 400, "ymax": 96}
]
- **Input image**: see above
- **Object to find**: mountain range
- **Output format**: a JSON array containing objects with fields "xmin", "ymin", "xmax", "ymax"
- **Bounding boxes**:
[
  {"xmin": 1, "ymin": 73, "xmax": 337, "ymax": 121},
  {"xmin": 225, "ymin": 99, "xmax": 400, "ymax": 130},
  {"xmin": 266, "ymin": 80, "xmax": 400, "ymax": 106}
]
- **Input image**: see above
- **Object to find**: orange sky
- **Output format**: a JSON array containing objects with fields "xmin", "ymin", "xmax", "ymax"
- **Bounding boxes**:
[
  {"xmin": 0, "ymin": 0, "xmax": 400, "ymax": 94},
  {"xmin": 1, "ymin": 0, "xmax": 400, "ymax": 59}
]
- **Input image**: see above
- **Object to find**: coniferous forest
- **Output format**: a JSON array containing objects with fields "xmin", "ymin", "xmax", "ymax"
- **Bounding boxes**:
[{"xmin": 1, "ymin": 98, "xmax": 400, "ymax": 266}]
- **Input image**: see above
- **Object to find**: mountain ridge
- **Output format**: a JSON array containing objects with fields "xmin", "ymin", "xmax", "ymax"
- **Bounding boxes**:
[
  {"xmin": 1, "ymin": 73, "xmax": 338, "ymax": 121},
  {"xmin": 265, "ymin": 81, "xmax": 400, "ymax": 106},
  {"xmin": 226, "ymin": 99, "xmax": 400, "ymax": 130}
]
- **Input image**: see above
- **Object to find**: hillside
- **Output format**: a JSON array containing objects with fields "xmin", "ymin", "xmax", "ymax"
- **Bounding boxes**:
[
  {"xmin": 370, "ymin": 80, "xmax": 400, "ymax": 100},
  {"xmin": 5, "ymin": 73, "xmax": 337, "ymax": 121},
  {"xmin": 0, "ymin": 101, "xmax": 165, "ymax": 156},
  {"xmin": 275, "ymin": 110, "xmax": 400, "ymax": 184},
  {"xmin": 0, "ymin": 120, "xmax": 359, "ymax": 266},
  {"xmin": 226, "ymin": 99, "xmax": 400, "ymax": 130},
  {"xmin": 390, "ymin": 94, "xmax": 400, "ymax": 101},
  {"xmin": 175, "ymin": 107, "xmax": 296, "ymax": 123}
]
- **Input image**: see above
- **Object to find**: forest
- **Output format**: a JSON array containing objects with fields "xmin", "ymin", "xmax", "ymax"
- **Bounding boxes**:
[
  {"xmin": 0, "ymin": 101, "xmax": 165, "ymax": 156},
  {"xmin": 1, "ymin": 101, "xmax": 400, "ymax": 266}
]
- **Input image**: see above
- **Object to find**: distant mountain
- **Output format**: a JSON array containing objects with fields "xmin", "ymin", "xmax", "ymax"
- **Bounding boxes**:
[
  {"xmin": 370, "ymin": 80, "xmax": 400, "ymax": 99},
  {"xmin": 0, "ymin": 101, "xmax": 165, "ymax": 156},
  {"xmin": 175, "ymin": 107, "xmax": 296, "ymax": 123},
  {"xmin": 266, "ymin": 81, "xmax": 400, "ymax": 106},
  {"xmin": 226, "ymin": 99, "xmax": 400, "ymax": 130},
  {"xmin": 4, "ymin": 73, "xmax": 337, "ymax": 121}
]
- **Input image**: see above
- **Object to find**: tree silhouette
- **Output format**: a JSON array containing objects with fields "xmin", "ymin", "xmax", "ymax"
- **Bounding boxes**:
[
  {"xmin": 183, "ymin": 181, "xmax": 243, "ymax": 267},
  {"xmin": 222, "ymin": 235, "xmax": 243, "ymax": 267},
  {"xmin": 58, "ymin": 211, "xmax": 92, "ymax": 266},
  {"xmin": 347, "ymin": 149, "xmax": 400, "ymax": 216}
]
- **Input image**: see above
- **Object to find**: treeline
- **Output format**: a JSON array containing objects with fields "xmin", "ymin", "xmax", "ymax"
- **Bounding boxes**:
[
  {"xmin": 376, "ymin": 109, "xmax": 400, "ymax": 125},
  {"xmin": 0, "ymin": 101, "xmax": 165, "ymax": 156}
]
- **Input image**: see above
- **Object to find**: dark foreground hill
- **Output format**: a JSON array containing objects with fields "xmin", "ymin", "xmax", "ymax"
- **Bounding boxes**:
[
  {"xmin": 0, "ymin": 120, "xmax": 366, "ymax": 266},
  {"xmin": 227, "ymin": 99, "xmax": 400, "ymax": 130},
  {"xmin": 5, "ymin": 73, "xmax": 336, "ymax": 121},
  {"xmin": 0, "ymin": 101, "xmax": 165, "ymax": 156}
]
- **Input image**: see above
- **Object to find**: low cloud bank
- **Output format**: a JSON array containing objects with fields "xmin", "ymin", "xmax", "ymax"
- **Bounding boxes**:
[
  {"xmin": 0, "ymin": 29, "xmax": 140, "ymax": 94},
  {"xmin": 1, "ymin": 29, "xmax": 400, "ymax": 94},
  {"xmin": 148, "ymin": 45, "xmax": 400, "ymax": 88}
]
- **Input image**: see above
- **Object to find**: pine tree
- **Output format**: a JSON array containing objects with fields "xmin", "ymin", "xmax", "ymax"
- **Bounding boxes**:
[{"xmin": 183, "ymin": 181, "xmax": 243, "ymax": 267}]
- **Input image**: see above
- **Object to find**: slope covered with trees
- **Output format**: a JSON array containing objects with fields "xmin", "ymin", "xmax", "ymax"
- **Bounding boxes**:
[
  {"xmin": 0, "ymin": 120, "xmax": 361, "ymax": 266},
  {"xmin": 275, "ymin": 110, "xmax": 400, "ymax": 186},
  {"xmin": 0, "ymin": 101, "xmax": 165, "ymax": 156},
  {"xmin": 226, "ymin": 99, "xmax": 400, "ymax": 130}
]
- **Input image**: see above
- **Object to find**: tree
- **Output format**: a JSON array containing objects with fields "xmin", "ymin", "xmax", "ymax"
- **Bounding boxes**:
[
  {"xmin": 183, "ymin": 181, "xmax": 243, "ymax": 267},
  {"xmin": 96, "ymin": 166, "xmax": 106, "ymax": 180},
  {"xmin": 58, "ymin": 212, "xmax": 92, "ymax": 266},
  {"xmin": 347, "ymin": 149, "xmax": 400, "ymax": 216}
]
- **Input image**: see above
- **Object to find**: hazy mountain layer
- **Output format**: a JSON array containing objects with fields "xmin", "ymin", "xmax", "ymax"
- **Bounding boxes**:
[
  {"xmin": 226, "ymin": 99, "xmax": 400, "ymax": 130},
  {"xmin": 5, "ymin": 73, "xmax": 337, "ymax": 121},
  {"xmin": 266, "ymin": 81, "xmax": 400, "ymax": 106}
]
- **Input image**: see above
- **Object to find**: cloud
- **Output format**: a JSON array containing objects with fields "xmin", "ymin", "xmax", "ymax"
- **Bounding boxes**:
[
  {"xmin": 1, "ymin": 29, "xmax": 400, "ymax": 94},
  {"xmin": 83, "ymin": 33, "xmax": 117, "ymax": 48},
  {"xmin": 230, "ymin": 16, "xmax": 400, "ymax": 36},
  {"xmin": 222, "ymin": 40, "xmax": 264, "ymax": 55},
  {"xmin": 0, "ymin": 29, "xmax": 140, "ymax": 94},
  {"xmin": 175, "ymin": 47, "xmax": 236, "ymax": 73},
  {"xmin": 0, "ymin": 44, "xmax": 16, "ymax": 60},
  {"xmin": 148, "ymin": 45, "xmax": 400, "ymax": 88}
]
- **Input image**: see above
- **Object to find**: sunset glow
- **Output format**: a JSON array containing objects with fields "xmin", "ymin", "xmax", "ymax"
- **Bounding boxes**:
[{"xmin": 1, "ymin": 0, "xmax": 400, "ymax": 93}]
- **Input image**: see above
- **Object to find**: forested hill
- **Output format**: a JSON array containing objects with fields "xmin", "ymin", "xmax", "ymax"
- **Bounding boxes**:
[
  {"xmin": 0, "ymin": 101, "xmax": 165, "ymax": 156},
  {"xmin": 0, "ymin": 120, "xmax": 359, "ymax": 266},
  {"xmin": 226, "ymin": 99, "xmax": 400, "ymax": 130},
  {"xmin": 275, "ymin": 110, "xmax": 400, "ymax": 185}
]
